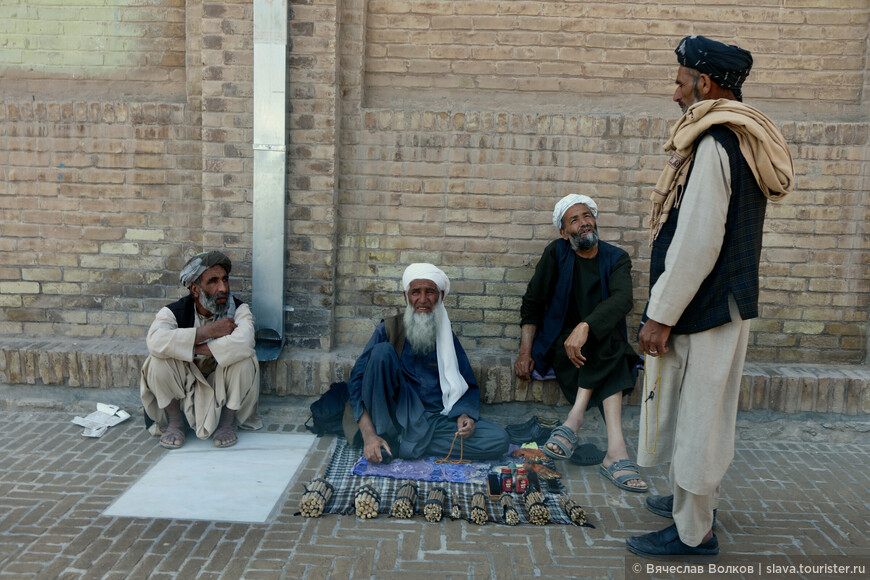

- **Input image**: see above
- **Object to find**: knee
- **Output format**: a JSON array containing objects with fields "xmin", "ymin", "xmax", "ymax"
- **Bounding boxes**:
[
  {"xmin": 144, "ymin": 356, "xmax": 180, "ymax": 387},
  {"xmin": 362, "ymin": 343, "xmax": 401, "ymax": 380},
  {"xmin": 368, "ymin": 342, "xmax": 399, "ymax": 364},
  {"xmin": 222, "ymin": 356, "xmax": 259, "ymax": 387},
  {"xmin": 476, "ymin": 422, "xmax": 510, "ymax": 455},
  {"xmin": 492, "ymin": 426, "xmax": 511, "ymax": 455}
]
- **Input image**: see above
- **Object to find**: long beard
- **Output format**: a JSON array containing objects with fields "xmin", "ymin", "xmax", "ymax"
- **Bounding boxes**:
[
  {"xmin": 569, "ymin": 227, "xmax": 599, "ymax": 252},
  {"xmin": 199, "ymin": 288, "xmax": 230, "ymax": 317},
  {"xmin": 403, "ymin": 304, "xmax": 439, "ymax": 355}
]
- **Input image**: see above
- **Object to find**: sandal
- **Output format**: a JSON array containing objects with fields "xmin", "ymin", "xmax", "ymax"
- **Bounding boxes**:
[
  {"xmin": 599, "ymin": 459, "xmax": 648, "ymax": 493},
  {"xmin": 213, "ymin": 424, "xmax": 238, "ymax": 448},
  {"xmin": 159, "ymin": 424, "xmax": 186, "ymax": 449},
  {"xmin": 542, "ymin": 424, "xmax": 579, "ymax": 460}
]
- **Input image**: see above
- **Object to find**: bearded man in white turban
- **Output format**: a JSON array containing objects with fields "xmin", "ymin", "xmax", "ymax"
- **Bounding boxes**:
[
  {"xmin": 515, "ymin": 195, "xmax": 646, "ymax": 492},
  {"xmin": 140, "ymin": 251, "xmax": 261, "ymax": 449},
  {"xmin": 344, "ymin": 264, "xmax": 510, "ymax": 463}
]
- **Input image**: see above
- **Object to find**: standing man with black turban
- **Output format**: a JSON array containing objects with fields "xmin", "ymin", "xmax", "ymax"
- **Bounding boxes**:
[
  {"xmin": 140, "ymin": 251, "xmax": 261, "ymax": 449},
  {"xmin": 627, "ymin": 36, "xmax": 794, "ymax": 559}
]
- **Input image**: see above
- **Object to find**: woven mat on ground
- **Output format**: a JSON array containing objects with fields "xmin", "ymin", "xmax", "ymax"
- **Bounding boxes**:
[{"xmin": 318, "ymin": 438, "xmax": 590, "ymax": 526}]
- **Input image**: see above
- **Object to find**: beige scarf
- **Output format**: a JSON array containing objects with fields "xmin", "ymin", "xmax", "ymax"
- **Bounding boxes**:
[{"xmin": 649, "ymin": 99, "xmax": 795, "ymax": 243}]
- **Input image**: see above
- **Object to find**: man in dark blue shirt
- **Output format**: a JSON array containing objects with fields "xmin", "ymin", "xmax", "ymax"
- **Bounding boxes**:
[{"xmin": 345, "ymin": 264, "xmax": 510, "ymax": 463}]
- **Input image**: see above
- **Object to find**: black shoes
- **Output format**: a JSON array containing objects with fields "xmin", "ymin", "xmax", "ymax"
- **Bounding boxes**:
[{"xmin": 627, "ymin": 524, "xmax": 719, "ymax": 561}]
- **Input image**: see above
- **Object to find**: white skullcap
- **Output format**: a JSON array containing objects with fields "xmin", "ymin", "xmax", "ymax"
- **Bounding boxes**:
[
  {"xmin": 400, "ymin": 263, "xmax": 467, "ymax": 415},
  {"xmin": 402, "ymin": 263, "xmax": 450, "ymax": 296},
  {"xmin": 552, "ymin": 194, "xmax": 598, "ymax": 230}
]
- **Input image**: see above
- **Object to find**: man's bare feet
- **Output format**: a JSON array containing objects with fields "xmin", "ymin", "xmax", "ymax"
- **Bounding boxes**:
[{"xmin": 214, "ymin": 407, "xmax": 238, "ymax": 448}]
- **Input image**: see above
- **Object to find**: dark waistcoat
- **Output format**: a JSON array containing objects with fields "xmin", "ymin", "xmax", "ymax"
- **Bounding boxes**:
[
  {"xmin": 648, "ymin": 125, "xmax": 767, "ymax": 335},
  {"xmin": 531, "ymin": 238, "xmax": 629, "ymax": 373},
  {"xmin": 166, "ymin": 294, "xmax": 245, "ymax": 328}
]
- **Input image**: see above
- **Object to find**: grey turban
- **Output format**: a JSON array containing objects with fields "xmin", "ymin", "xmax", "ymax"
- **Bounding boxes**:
[
  {"xmin": 179, "ymin": 251, "xmax": 232, "ymax": 287},
  {"xmin": 675, "ymin": 35, "xmax": 753, "ymax": 101}
]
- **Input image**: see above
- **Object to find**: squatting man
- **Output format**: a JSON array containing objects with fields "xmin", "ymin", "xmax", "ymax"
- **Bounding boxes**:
[{"xmin": 140, "ymin": 251, "xmax": 262, "ymax": 449}]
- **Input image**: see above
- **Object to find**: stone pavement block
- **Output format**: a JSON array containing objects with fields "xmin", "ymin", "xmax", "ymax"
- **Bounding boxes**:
[
  {"xmin": 351, "ymin": 546, "xmax": 375, "ymax": 577},
  {"xmin": 1, "ymin": 402, "xmax": 869, "ymax": 578}
]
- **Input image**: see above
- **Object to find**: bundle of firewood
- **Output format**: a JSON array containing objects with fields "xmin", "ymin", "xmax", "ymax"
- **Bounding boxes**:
[
  {"xmin": 523, "ymin": 490, "xmax": 550, "ymax": 525},
  {"xmin": 423, "ymin": 486, "xmax": 446, "ymax": 522},
  {"xmin": 298, "ymin": 477, "xmax": 334, "ymax": 518},
  {"xmin": 353, "ymin": 480, "xmax": 381, "ymax": 519},
  {"xmin": 559, "ymin": 493, "xmax": 587, "ymax": 525},
  {"xmin": 390, "ymin": 482, "xmax": 418, "ymax": 519},
  {"xmin": 499, "ymin": 493, "xmax": 519, "ymax": 526},
  {"xmin": 450, "ymin": 492, "xmax": 462, "ymax": 520},
  {"xmin": 469, "ymin": 491, "xmax": 488, "ymax": 525}
]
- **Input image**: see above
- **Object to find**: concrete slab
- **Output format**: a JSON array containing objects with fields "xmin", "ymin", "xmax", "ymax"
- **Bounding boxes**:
[{"xmin": 103, "ymin": 432, "xmax": 316, "ymax": 523}]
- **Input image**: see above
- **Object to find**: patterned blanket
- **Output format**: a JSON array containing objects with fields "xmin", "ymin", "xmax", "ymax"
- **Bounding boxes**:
[{"xmin": 318, "ymin": 438, "xmax": 591, "ymax": 526}]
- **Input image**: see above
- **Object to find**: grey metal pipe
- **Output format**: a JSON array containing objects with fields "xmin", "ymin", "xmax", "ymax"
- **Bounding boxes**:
[{"xmin": 252, "ymin": 0, "xmax": 288, "ymax": 360}]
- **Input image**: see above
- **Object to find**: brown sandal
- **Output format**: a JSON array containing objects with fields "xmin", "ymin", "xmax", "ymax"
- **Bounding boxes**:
[
  {"xmin": 159, "ymin": 424, "xmax": 186, "ymax": 449},
  {"xmin": 213, "ymin": 424, "xmax": 238, "ymax": 448}
]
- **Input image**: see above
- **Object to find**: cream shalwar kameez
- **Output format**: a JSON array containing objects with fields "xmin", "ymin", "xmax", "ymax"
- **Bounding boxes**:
[
  {"xmin": 638, "ymin": 135, "xmax": 752, "ymax": 546},
  {"xmin": 140, "ymin": 301, "xmax": 262, "ymax": 439}
]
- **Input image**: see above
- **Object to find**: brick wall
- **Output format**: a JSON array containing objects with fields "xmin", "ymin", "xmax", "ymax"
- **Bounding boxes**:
[
  {"xmin": 0, "ymin": 0, "xmax": 867, "ymax": 371},
  {"xmin": 334, "ymin": 109, "xmax": 869, "ymax": 364},
  {"xmin": 0, "ymin": 0, "xmax": 187, "ymax": 99},
  {"xmin": 364, "ymin": 0, "xmax": 869, "ymax": 108}
]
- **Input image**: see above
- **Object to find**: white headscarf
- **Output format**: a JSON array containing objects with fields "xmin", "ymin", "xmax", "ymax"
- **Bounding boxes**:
[
  {"xmin": 402, "ymin": 264, "xmax": 468, "ymax": 415},
  {"xmin": 552, "ymin": 194, "xmax": 598, "ymax": 230}
]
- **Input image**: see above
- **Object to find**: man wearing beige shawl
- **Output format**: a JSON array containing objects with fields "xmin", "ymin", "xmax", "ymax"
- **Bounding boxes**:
[
  {"xmin": 140, "ymin": 251, "xmax": 261, "ymax": 449},
  {"xmin": 627, "ymin": 36, "xmax": 794, "ymax": 560}
]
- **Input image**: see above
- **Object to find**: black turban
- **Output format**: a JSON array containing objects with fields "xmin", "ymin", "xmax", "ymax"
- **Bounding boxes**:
[
  {"xmin": 675, "ymin": 36, "xmax": 753, "ymax": 101},
  {"xmin": 179, "ymin": 251, "xmax": 232, "ymax": 287}
]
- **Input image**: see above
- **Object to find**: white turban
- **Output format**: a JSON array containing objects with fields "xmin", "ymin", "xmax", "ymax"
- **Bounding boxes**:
[
  {"xmin": 552, "ymin": 194, "xmax": 598, "ymax": 230},
  {"xmin": 401, "ymin": 264, "xmax": 468, "ymax": 415}
]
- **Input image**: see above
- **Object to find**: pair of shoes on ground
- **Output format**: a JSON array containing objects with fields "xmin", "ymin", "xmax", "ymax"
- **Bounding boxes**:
[
  {"xmin": 625, "ymin": 495, "xmax": 719, "ymax": 560},
  {"xmin": 542, "ymin": 425, "xmax": 647, "ymax": 491},
  {"xmin": 159, "ymin": 424, "xmax": 238, "ymax": 449},
  {"xmin": 505, "ymin": 416, "xmax": 558, "ymax": 446}
]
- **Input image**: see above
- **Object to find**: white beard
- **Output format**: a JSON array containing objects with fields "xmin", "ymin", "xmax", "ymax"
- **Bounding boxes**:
[{"xmin": 403, "ymin": 304, "xmax": 439, "ymax": 355}]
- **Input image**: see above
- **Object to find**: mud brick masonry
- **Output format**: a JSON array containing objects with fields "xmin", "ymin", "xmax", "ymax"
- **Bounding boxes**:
[{"xmin": 0, "ymin": 0, "xmax": 867, "ymax": 413}]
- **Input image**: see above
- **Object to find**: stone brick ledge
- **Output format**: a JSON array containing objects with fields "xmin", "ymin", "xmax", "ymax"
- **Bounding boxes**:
[{"xmin": 0, "ymin": 336, "xmax": 867, "ymax": 414}]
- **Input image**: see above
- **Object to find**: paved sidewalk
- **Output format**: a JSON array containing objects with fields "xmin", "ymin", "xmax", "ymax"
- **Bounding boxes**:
[{"xmin": 0, "ymin": 386, "xmax": 868, "ymax": 579}]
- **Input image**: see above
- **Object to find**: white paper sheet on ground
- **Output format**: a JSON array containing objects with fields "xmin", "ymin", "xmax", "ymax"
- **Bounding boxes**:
[
  {"xmin": 103, "ymin": 432, "xmax": 317, "ymax": 523},
  {"xmin": 72, "ymin": 406, "xmax": 132, "ymax": 437}
]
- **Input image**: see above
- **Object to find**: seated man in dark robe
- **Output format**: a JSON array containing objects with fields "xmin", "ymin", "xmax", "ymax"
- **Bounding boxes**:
[
  {"xmin": 514, "ymin": 195, "xmax": 647, "ymax": 492},
  {"xmin": 345, "ymin": 263, "xmax": 510, "ymax": 464}
]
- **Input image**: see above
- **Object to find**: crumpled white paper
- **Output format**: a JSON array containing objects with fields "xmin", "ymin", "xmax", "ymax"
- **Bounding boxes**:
[{"xmin": 72, "ymin": 403, "xmax": 131, "ymax": 438}]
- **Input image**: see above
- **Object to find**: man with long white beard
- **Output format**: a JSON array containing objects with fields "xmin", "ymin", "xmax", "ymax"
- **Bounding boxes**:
[
  {"xmin": 140, "ymin": 251, "xmax": 261, "ymax": 449},
  {"xmin": 345, "ymin": 264, "xmax": 510, "ymax": 463},
  {"xmin": 515, "ymin": 194, "xmax": 646, "ymax": 492}
]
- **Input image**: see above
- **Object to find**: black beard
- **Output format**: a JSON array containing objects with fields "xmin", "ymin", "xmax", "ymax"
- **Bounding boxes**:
[
  {"xmin": 569, "ymin": 228, "xmax": 599, "ymax": 252},
  {"xmin": 199, "ymin": 289, "xmax": 229, "ymax": 316}
]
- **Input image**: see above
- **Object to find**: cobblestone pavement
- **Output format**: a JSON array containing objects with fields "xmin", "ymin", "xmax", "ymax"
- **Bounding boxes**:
[{"xmin": 0, "ymin": 387, "xmax": 868, "ymax": 579}]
